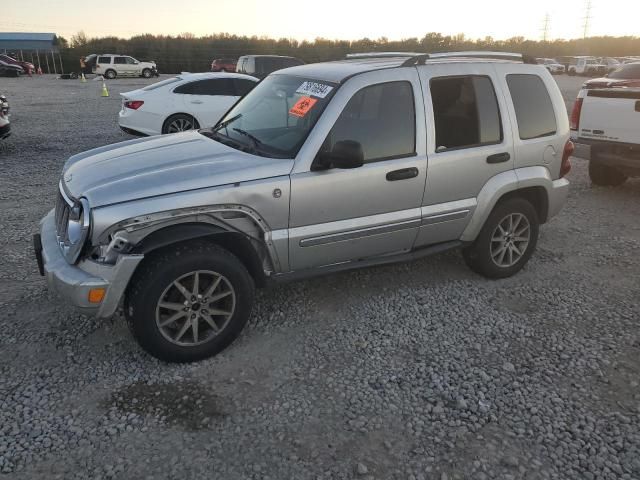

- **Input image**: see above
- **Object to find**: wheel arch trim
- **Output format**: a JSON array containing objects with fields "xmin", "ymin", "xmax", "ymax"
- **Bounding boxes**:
[{"xmin": 461, "ymin": 167, "xmax": 553, "ymax": 242}]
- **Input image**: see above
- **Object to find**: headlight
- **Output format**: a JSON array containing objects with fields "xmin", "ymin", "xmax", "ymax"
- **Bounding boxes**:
[{"xmin": 57, "ymin": 192, "xmax": 91, "ymax": 263}]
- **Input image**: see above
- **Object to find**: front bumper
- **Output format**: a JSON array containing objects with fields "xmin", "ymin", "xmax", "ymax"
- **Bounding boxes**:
[
  {"xmin": 35, "ymin": 210, "xmax": 144, "ymax": 317},
  {"xmin": 0, "ymin": 121, "xmax": 10, "ymax": 140}
]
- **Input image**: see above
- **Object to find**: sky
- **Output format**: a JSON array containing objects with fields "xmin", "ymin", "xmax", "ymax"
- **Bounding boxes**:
[{"xmin": 2, "ymin": 0, "xmax": 639, "ymax": 42}]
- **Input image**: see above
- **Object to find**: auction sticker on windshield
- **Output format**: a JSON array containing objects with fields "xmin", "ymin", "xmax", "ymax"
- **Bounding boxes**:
[
  {"xmin": 289, "ymin": 96, "xmax": 318, "ymax": 117},
  {"xmin": 296, "ymin": 81, "xmax": 333, "ymax": 98}
]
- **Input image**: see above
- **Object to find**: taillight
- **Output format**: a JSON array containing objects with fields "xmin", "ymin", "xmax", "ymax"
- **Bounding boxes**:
[
  {"xmin": 125, "ymin": 100, "xmax": 144, "ymax": 110},
  {"xmin": 560, "ymin": 140, "xmax": 574, "ymax": 178},
  {"xmin": 570, "ymin": 97, "xmax": 583, "ymax": 131}
]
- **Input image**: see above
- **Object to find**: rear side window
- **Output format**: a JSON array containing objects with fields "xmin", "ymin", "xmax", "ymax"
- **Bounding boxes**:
[
  {"xmin": 174, "ymin": 79, "xmax": 236, "ymax": 96},
  {"xmin": 113, "ymin": 57, "xmax": 127, "ymax": 64},
  {"xmin": 323, "ymin": 81, "xmax": 416, "ymax": 163},
  {"xmin": 507, "ymin": 74, "xmax": 557, "ymax": 140},
  {"xmin": 234, "ymin": 79, "xmax": 256, "ymax": 96},
  {"xmin": 97, "ymin": 56, "xmax": 111, "ymax": 64},
  {"xmin": 430, "ymin": 75, "xmax": 502, "ymax": 151}
]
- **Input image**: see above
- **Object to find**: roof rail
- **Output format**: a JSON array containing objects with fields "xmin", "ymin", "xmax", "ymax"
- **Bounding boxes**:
[
  {"xmin": 346, "ymin": 52, "xmax": 422, "ymax": 59},
  {"xmin": 401, "ymin": 51, "xmax": 538, "ymax": 66}
]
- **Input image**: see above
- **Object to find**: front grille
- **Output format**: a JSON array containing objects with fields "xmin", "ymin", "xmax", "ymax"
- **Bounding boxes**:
[{"xmin": 54, "ymin": 185, "xmax": 72, "ymax": 243}]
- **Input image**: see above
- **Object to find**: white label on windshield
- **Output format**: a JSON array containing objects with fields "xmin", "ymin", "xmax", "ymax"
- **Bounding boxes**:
[{"xmin": 296, "ymin": 81, "xmax": 333, "ymax": 98}]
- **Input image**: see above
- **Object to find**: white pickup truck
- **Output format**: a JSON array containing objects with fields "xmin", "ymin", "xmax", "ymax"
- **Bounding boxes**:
[{"xmin": 571, "ymin": 87, "xmax": 640, "ymax": 185}]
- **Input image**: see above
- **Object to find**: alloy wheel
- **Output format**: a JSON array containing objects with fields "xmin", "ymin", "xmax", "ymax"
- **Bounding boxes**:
[
  {"xmin": 490, "ymin": 213, "xmax": 531, "ymax": 268},
  {"xmin": 155, "ymin": 270, "xmax": 236, "ymax": 346},
  {"xmin": 167, "ymin": 117, "xmax": 194, "ymax": 133}
]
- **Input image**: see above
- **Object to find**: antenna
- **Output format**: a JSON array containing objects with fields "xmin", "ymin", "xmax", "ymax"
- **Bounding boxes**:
[
  {"xmin": 541, "ymin": 13, "xmax": 551, "ymax": 42},
  {"xmin": 582, "ymin": 0, "xmax": 592, "ymax": 39}
]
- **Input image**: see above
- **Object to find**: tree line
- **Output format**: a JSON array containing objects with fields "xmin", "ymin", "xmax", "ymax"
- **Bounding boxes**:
[{"xmin": 59, "ymin": 31, "xmax": 640, "ymax": 74}]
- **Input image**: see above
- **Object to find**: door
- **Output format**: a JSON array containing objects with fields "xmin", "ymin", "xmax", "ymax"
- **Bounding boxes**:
[
  {"xmin": 288, "ymin": 69, "xmax": 428, "ymax": 271},
  {"xmin": 113, "ymin": 56, "xmax": 131, "ymax": 76},
  {"xmin": 414, "ymin": 64, "xmax": 515, "ymax": 247},
  {"xmin": 125, "ymin": 56, "xmax": 140, "ymax": 75},
  {"xmin": 179, "ymin": 78, "xmax": 239, "ymax": 128}
]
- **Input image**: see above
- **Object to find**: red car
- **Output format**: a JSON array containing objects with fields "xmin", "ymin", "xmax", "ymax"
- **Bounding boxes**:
[
  {"xmin": 0, "ymin": 54, "xmax": 35, "ymax": 75},
  {"xmin": 210, "ymin": 58, "xmax": 236, "ymax": 72},
  {"xmin": 583, "ymin": 62, "xmax": 640, "ymax": 89}
]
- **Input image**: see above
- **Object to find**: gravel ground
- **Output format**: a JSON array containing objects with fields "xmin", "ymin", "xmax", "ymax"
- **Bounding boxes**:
[{"xmin": 0, "ymin": 74, "xmax": 639, "ymax": 480}]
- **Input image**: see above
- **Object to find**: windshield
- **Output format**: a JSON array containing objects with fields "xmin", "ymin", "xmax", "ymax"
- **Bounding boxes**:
[
  {"xmin": 205, "ymin": 74, "xmax": 338, "ymax": 159},
  {"xmin": 609, "ymin": 64, "xmax": 640, "ymax": 79}
]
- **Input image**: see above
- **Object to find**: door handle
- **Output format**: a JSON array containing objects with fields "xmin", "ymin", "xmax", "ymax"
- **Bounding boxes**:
[
  {"xmin": 486, "ymin": 152, "xmax": 511, "ymax": 164},
  {"xmin": 386, "ymin": 167, "xmax": 419, "ymax": 181},
  {"xmin": 191, "ymin": 100, "xmax": 204, "ymax": 104}
]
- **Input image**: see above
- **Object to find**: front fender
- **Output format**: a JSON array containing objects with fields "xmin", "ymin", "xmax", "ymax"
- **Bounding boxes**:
[{"xmin": 461, "ymin": 167, "xmax": 553, "ymax": 242}]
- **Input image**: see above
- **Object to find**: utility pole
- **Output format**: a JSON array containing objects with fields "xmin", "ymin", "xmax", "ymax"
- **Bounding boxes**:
[
  {"xmin": 541, "ymin": 13, "xmax": 551, "ymax": 42},
  {"xmin": 582, "ymin": 0, "xmax": 592, "ymax": 39}
]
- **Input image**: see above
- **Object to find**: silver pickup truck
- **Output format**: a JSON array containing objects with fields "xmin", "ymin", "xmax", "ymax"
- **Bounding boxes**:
[{"xmin": 34, "ymin": 52, "xmax": 572, "ymax": 362}]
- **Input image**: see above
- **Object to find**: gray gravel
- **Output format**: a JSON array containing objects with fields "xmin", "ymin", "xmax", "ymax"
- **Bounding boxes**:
[{"xmin": 0, "ymin": 74, "xmax": 639, "ymax": 479}]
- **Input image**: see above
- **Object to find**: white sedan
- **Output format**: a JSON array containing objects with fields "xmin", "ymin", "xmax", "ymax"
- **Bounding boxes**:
[{"xmin": 118, "ymin": 72, "xmax": 259, "ymax": 136}]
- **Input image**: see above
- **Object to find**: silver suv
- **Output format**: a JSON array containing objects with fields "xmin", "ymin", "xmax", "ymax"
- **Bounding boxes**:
[{"xmin": 34, "ymin": 52, "xmax": 572, "ymax": 362}]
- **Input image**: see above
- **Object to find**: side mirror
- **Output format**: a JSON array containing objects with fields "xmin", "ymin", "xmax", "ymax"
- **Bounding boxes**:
[{"xmin": 315, "ymin": 140, "xmax": 364, "ymax": 170}]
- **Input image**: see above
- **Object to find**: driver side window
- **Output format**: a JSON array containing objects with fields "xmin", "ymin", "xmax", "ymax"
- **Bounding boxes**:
[{"xmin": 321, "ymin": 81, "xmax": 416, "ymax": 163}]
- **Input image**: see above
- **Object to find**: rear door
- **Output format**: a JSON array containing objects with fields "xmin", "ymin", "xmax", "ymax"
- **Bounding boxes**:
[
  {"xmin": 414, "ymin": 63, "xmax": 514, "ymax": 247},
  {"xmin": 178, "ymin": 78, "xmax": 238, "ymax": 127}
]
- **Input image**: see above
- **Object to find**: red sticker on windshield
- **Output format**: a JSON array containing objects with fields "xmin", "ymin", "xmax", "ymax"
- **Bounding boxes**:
[{"xmin": 289, "ymin": 96, "xmax": 317, "ymax": 117}]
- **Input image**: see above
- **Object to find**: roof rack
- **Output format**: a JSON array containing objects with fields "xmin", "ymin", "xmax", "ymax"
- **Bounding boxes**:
[
  {"xmin": 345, "ymin": 52, "xmax": 422, "ymax": 59},
  {"xmin": 401, "ymin": 51, "xmax": 538, "ymax": 66}
]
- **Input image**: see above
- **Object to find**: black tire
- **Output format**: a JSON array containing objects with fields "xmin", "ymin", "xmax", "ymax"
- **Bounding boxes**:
[
  {"xmin": 162, "ymin": 113, "xmax": 200, "ymax": 134},
  {"xmin": 568, "ymin": 68, "xmax": 576, "ymax": 76},
  {"xmin": 589, "ymin": 161, "xmax": 627, "ymax": 186},
  {"xmin": 462, "ymin": 197, "xmax": 540, "ymax": 279},
  {"xmin": 104, "ymin": 69, "xmax": 116, "ymax": 80},
  {"xmin": 125, "ymin": 241, "xmax": 255, "ymax": 363},
  {"xmin": 142, "ymin": 68, "xmax": 152, "ymax": 78}
]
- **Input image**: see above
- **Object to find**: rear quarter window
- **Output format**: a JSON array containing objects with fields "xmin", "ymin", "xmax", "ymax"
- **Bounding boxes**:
[{"xmin": 506, "ymin": 74, "xmax": 557, "ymax": 140}]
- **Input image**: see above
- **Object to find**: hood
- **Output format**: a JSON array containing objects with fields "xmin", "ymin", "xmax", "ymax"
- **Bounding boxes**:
[{"xmin": 62, "ymin": 131, "xmax": 294, "ymax": 207}]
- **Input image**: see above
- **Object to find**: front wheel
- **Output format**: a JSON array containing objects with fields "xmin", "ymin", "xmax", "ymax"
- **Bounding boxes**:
[
  {"xmin": 142, "ymin": 68, "xmax": 152, "ymax": 78},
  {"xmin": 125, "ymin": 242, "xmax": 255, "ymax": 362},
  {"xmin": 463, "ymin": 198, "xmax": 539, "ymax": 279}
]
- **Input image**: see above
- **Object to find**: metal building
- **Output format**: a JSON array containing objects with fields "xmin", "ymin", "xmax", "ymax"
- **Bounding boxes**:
[{"xmin": 0, "ymin": 32, "xmax": 62, "ymax": 73}]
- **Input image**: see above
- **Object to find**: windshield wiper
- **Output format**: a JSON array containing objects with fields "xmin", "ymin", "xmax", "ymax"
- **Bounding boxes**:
[
  {"xmin": 212, "ymin": 113, "xmax": 242, "ymax": 133},
  {"xmin": 232, "ymin": 128, "xmax": 263, "ymax": 150}
]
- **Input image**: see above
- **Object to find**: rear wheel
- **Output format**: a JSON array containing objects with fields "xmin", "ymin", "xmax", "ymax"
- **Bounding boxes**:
[
  {"xmin": 125, "ymin": 241, "xmax": 255, "ymax": 362},
  {"xmin": 104, "ymin": 69, "xmax": 116, "ymax": 80},
  {"xmin": 162, "ymin": 114, "xmax": 200, "ymax": 134},
  {"xmin": 463, "ymin": 198, "xmax": 539, "ymax": 279},
  {"xmin": 589, "ymin": 161, "xmax": 627, "ymax": 186}
]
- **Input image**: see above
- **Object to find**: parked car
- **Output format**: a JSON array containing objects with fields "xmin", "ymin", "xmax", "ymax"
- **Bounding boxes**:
[
  {"xmin": 0, "ymin": 59, "xmax": 23, "ymax": 77},
  {"xmin": 93, "ymin": 54, "xmax": 158, "ymax": 79},
  {"xmin": 567, "ymin": 56, "xmax": 607, "ymax": 77},
  {"xmin": 536, "ymin": 58, "xmax": 565, "ymax": 74},
  {"xmin": 236, "ymin": 55, "xmax": 304, "ymax": 79},
  {"xmin": 34, "ymin": 51, "xmax": 571, "ymax": 362},
  {"xmin": 596, "ymin": 57, "xmax": 621, "ymax": 74},
  {"xmin": 582, "ymin": 62, "xmax": 640, "ymax": 89},
  {"xmin": 210, "ymin": 58, "xmax": 236, "ymax": 72},
  {"xmin": 0, "ymin": 54, "xmax": 34, "ymax": 74},
  {"xmin": 119, "ymin": 72, "xmax": 258, "ymax": 136},
  {"xmin": 621, "ymin": 57, "xmax": 640, "ymax": 65},
  {"xmin": 570, "ymin": 86, "xmax": 640, "ymax": 186},
  {"xmin": 0, "ymin": 94, "xmax": 10, "ymax": 140}
]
